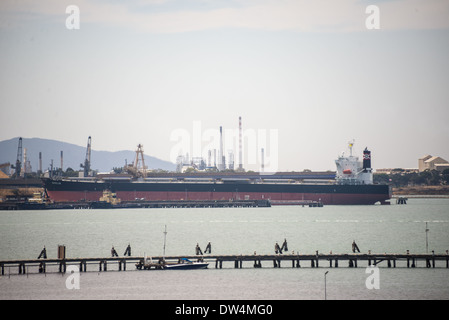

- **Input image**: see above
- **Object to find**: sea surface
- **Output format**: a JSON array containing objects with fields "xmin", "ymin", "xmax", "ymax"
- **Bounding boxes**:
[{"xmin": 1, "ymin": 198, "xmax": 448, "ymax": 300}]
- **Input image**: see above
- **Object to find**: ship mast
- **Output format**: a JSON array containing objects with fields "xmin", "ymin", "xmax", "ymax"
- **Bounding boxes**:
[
  {"xmin": 162, "ymin": 225, "xmax": 167, "ymax": 261},
  {"xmin": 348, "ymin": 139, "xmax": 355, "ymax": 157}
]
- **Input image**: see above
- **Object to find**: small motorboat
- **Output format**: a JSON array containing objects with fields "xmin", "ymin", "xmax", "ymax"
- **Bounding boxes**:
[
  {"xmin": 136, "ymin": 225, "xmax": 209, "ymax": 271},
  {"xmin": 164, "ymin": 258, "xmax": 209, "ymax": 270}
]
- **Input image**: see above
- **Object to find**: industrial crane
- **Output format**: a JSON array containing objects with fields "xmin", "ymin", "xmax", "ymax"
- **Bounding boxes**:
[
  {"xmin": 134, "ymin": 144, "xmax": 147, "ymax": 178},
  {"xmin": 10, "ymin": 137, "xmax": 23, "ymax": 178},
  {"xmin": 125, "ymin": 144, "xmax": 148, "ymax": 178},
  {"xmin": 80, "ymin": 136, "xmax": 91, "ymax": 177}
]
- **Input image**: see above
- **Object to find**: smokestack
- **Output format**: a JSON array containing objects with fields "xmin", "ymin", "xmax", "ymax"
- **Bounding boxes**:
[
  {"xmin": 238, "ymin": 116, "xmax": 243, "ymax": 170},
  {"xmin": 228, "ymin": 151, "xmax": 234, "ymax": 170},
  {"xmin": 213, "ymin": 149, "xmax": 217, "ymax": 168},
  {"xmin": 39, "ymin": 152, "xmax": 42, "ymax": 175},
  {"xmin": 22, "ymin": 148, "xmax": 27, "ymax": 176},
  {"xmin": 207, "ymin": 150, "xmax": 212, "ymax": 167},
  {"xmin": 363, "ymin": 147, "xmax": 371, "ymax": 171},
  {"xmin": 261, "ymin": 148, "xmax": 265, "ymax": 173},
  {"xmin": 219, "ymin": 126, "xmax": 224, "ymax": 171},
  {"xmin": 60, "ymin": 151, "xmax": 64, "ymax": 172}
]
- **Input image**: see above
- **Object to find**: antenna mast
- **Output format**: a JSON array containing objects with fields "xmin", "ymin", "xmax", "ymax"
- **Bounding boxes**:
[{"xmin": 163, "ymin": 225, "xmax": 167, "ymax": 261}]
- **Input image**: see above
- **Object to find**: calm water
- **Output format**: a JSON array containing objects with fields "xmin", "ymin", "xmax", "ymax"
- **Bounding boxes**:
[{"xmin": 1, "ymin": 198, "xmax": 449, "ymax": 300}]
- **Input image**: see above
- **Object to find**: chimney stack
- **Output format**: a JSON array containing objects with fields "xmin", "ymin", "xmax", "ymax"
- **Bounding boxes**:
[
  {"xmin": 363, "ymin": 147, "xmax": 372, "ymax": 172},
  {"xmin": 261, "ymin": 148, "xmax": 265, "ymax": 173},
  {"xmin": 60, "ymin": 151, "xmax": 64, "ymax": 172},
  {"xmin": 219, "ymin": 126, "xmax": 225, "ymax": 171},
  {"xmin": 207, "ymin": 150, "xmax": 212, "ymax": 167},
  {"xmin": 38, "ymin": 152, "xmax": 42, "ymax": 175},
  {"xmin": 238, "ymin": 116, "xmax": 243, "ymax": 170}
]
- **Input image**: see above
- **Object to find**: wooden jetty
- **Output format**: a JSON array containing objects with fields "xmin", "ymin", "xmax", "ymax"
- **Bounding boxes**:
[
  {"xmin": 0, "ymin": 199, "xmax": 271, "ymax": 210},
  {"xmin": 270, "ymin": 200, "xmax": 324, "ymax": 207},
  {"xmin": 1, "ymin": 252, "xmax": 448, "ymax": 275},
  {"xmin": 396, "ymin": 197, "xmax": 408, "ymax": 205}
]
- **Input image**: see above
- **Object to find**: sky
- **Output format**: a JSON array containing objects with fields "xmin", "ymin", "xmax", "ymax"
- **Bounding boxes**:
[{"xmin": 0, "ymin": 0, "xmax": 448, "ymax": 172}]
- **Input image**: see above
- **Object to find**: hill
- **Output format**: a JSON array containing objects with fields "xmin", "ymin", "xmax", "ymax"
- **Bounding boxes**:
[{"xmin": 0, "ymin": 137, "xmax": 176, "ymax": 173}]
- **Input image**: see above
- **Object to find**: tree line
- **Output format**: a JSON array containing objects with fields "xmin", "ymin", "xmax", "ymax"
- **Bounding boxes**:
[{"xmin": 374, "ymin": 169, "xmax": 449, "ymax": 187}]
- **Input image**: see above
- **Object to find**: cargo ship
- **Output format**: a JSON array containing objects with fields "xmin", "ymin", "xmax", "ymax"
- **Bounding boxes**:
[{"xmin": 43, "ymin": 143, "xmax": 391, "ymax": 205}]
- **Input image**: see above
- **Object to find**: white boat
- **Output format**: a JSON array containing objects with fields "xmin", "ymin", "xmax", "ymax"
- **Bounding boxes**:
[
  {"xmin": 162, "ymin": 225, "xmax": 208, "ymax": 270},
  {"xmin": 164, "ymin": 258, "xmax": 209, "ymax": 270}
]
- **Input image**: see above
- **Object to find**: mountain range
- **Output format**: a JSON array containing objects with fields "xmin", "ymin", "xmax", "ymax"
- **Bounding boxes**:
[{"xmin": 0, "ymin": 137, "xmax": 176, "ymax": 173}]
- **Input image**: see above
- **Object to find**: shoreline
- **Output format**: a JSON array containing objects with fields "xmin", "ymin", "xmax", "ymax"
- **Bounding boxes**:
[{"xmin": 392, "ymin": 186, "xmax": 449, "ymax": 197}]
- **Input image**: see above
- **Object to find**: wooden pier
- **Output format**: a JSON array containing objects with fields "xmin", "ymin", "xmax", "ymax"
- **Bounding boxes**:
[
  {"xmin": 0, "ymin": 199, "xmax": 271, "ymax": 210},
  {"xmin": 1, "ymin": 252, "xmax": 448, "ymax": 275}
]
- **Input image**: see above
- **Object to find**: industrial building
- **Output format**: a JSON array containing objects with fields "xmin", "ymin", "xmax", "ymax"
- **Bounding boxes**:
[
  {"xmin": 419, "ymin": 155, "xmax": 449, "ymax": 172},
  {"xmin": 375, "ymin": 155, "xmax": 449, "ymax": 175},
  {"xmin": 175, "ymin": 116, "xmax": 246, "ymax": 173}
]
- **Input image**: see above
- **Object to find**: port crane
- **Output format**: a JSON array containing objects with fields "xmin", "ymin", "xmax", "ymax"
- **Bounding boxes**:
[
  {"xmin": 125, "ymin": 144, "xmax": 148, "ymax": 178},
  {"xmin": 10, "ymin": 137, "xmax": 23, "ymax": 178},
  {"xmin": 133, "ymin": 144, "xmax": 147, "ymax": 178},
  {"xmin": 80, "ymin": 136, "xmax": 91, "ymax": 177}
]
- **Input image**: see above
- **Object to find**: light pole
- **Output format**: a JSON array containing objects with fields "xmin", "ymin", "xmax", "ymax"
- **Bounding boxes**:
[
  {"xmin": 425, "ymin": 222, "xmax": 429, "ymax": 253},
  {"xmin": 324, "ymin": 271, "xmax": 329, "ymax": 300}
]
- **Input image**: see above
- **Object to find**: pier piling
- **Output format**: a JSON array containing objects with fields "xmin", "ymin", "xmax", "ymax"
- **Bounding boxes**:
[{"xmin": 58, "ymin": 261, "xmax": 66, "ymax": 273}]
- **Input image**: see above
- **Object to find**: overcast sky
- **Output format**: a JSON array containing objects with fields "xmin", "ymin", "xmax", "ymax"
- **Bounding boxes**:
[{"xmin": 1, "ymin": 0, "xmax": 448, "ymax": 171}]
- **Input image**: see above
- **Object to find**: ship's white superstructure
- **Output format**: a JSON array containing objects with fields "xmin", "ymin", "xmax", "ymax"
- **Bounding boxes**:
[{"xmin": 335, "ymin": 141, "xmax": 373, "ymax": 185}]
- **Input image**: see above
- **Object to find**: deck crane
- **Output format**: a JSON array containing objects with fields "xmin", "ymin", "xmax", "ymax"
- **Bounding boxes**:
[
  {"xmin": 80, "ymin": 136, "xmax": 91, "ymax": 177},
  {"xmin": 10, "ymin": 137, "xmax": 23, "ymax": 178}
]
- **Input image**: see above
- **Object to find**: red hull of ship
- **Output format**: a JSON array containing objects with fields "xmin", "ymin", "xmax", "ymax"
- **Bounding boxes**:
[{"xmin": 46, "ymin": 190, "xmax": 389, "ymax": 205}]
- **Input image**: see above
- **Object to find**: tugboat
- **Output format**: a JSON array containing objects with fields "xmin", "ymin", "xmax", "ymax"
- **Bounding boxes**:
[{"xmin": 90, "ymin": 190, "xmax": 121, "ymax": 209}]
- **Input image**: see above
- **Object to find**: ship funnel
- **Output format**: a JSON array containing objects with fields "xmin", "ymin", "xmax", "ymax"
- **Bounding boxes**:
[{"xmin": 363, "ymin": 147, "xmax": 371, "ymax": 171}]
